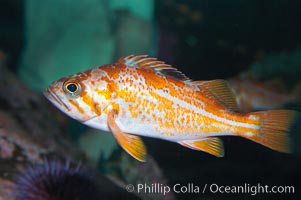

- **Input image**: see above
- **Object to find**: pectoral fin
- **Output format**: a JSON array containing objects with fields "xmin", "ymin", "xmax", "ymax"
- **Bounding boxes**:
[
  {"xmin": 179, "ymin": 137, "xmax": 224, "ymax": 157},
  {"xmin": 107, "ymin": 110, "xmax": 146, "ymax": 162}
]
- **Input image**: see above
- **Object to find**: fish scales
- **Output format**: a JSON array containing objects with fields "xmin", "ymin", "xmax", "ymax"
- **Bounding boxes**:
[
  {"xmin": 101, "ymin": 65, "xmax": 260, "ymax": 138},
  {"xmin": 44, "ymin": 55, "xmax": 298, "ymax": 161}
]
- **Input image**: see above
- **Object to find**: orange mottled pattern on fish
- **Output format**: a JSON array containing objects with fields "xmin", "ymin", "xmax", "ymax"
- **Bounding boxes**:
[{"xmin": 44, "ymin": 55, "xmax": 298, "ymax": 162}]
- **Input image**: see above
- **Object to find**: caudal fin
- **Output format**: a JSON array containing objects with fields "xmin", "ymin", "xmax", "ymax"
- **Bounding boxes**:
[{"xmin": 243, "ymin": 110, "xmax": 298, "ymax": 153}]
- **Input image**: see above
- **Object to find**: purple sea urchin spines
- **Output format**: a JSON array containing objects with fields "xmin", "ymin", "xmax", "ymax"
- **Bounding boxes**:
[{"xmin": 14, "ymin": 159, "xmax": 101, "ymax": 200}]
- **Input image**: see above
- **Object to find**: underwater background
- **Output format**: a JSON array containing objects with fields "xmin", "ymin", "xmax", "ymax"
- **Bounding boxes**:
[{"xmin": 0, "ymin": 0, "xmax": 301, "ymax": 199}]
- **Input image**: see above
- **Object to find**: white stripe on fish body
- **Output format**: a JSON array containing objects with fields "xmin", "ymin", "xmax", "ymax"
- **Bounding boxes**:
[
  {"xmin": 152, "ymin": 85, "xmax": 260, "ymax": 130},
  {"xmin": 110, "ymin": 97, "xmax": 242, "ymax": 142},
  {"xmin": 86, "ymin": 66, "xmax": 260, "ymax": 140},
  {"xmin": 116, "ymin": 68, "xmax": 260, "ymax": 137}
]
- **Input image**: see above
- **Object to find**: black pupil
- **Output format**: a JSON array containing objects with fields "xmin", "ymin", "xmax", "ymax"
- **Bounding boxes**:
[{"xmin": 67, "ymin": 83, "xmax": 77, "ymax": 92}]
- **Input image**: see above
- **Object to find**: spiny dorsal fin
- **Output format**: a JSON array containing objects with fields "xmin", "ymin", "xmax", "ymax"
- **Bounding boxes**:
[
  {"xmin": 192, "ymin": 79, "xmax": 238, "ymax": 111},
  {"xmin": 179, "ymin": 137, "xmax": 224, "ymax": 157},
  {"xmin": 118, "ymin": 55, "xmax": 192, "ymax": 82}
]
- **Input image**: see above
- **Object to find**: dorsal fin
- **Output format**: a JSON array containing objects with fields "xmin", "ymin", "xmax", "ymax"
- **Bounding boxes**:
[
  {"xmin": 192, "ymin": 80, "xmax": 238, "ymax": 111},
  {"xmin": 118, "ymin": 55, "xmax": 192, "ymax": 81}
]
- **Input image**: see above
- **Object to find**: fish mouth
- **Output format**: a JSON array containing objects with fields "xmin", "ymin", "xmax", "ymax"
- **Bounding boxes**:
[{"xmin": 43, "ymin": 88, "xmax": 70, "ymax": 111}]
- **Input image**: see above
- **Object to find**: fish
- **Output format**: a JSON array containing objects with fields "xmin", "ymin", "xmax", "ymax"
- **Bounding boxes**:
[
  {"xmin": 44, "ymin": 55, "xmax": 298, "ymax": 162},
  {"xmin": 229, "ymin": 75, "xmax": 301, "ymax": 112}
]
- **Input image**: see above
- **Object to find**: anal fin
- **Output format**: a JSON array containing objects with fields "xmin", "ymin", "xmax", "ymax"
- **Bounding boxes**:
[
  {"xmin": 179, "ymin": 137, "xmax": 224, "ymax": 157},
  {"xmin": 107, "ymin": 110, "xmax": 146, "ymax": 162}
]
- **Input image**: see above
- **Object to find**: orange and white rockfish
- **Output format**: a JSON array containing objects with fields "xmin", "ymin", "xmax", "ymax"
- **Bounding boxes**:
[
  {"xmin": 228, "ymin": 77, "xmax": 301, "ymax": 112},
  {"xmin": 44, "ymin": 55, "xmax": 297, "ymax": 162}
]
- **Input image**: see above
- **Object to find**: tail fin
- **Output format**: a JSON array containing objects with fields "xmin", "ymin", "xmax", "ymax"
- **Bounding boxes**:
[{"xmin": 242, "ymin": 110, "xmax": 298, "ymax": 153}]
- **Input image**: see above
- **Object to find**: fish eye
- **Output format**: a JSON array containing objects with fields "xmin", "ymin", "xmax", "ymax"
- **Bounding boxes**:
[
  {"xmin": 63, "ymin": 81, "xmax": 81, "ymax": 97},
  {"xmin": 67, "ymin": 83, "xmax": 77, "ymax": 92}
]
